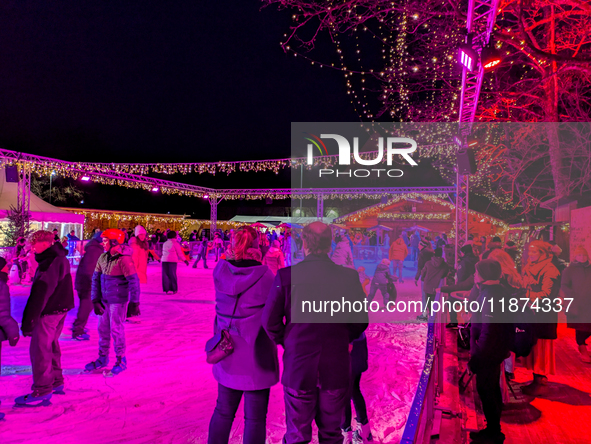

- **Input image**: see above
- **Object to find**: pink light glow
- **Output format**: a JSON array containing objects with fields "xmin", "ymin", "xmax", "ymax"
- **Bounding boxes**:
[
  {"xmin": 203, "ymin": 194, "xmax": 209, "ymax": 199},
  {"xmin": 81, "ymin": 176, "xmax": 90, "ymax": 181},
  {"xmin": 151, "ymin": 187, "xmax": 159, "ymax": 192}
]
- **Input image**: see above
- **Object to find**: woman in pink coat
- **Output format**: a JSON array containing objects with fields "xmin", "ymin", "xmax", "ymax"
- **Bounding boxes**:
[{"xmin": 129, "ymin": 226, "xmax": 150, "ymax": 284}]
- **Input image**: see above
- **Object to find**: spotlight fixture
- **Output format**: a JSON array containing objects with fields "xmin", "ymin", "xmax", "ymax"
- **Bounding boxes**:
[
  {"xmin": 203, "ymin": 194, "xmax": 209, "ymax": 199},
  {"xmin": 81, "ymin": 176, "xmax": 90, "ymax": 181},
  {"xmin": 151, "ymin": 187, "xmax": 159, "ymax": 192},
  {"xmin": 458, "ymin": 34, "xmax": 478, "ymax": 71},
  {"xmin": 481, "ymin": 42, "xmax": 502, "ymax": 70}
]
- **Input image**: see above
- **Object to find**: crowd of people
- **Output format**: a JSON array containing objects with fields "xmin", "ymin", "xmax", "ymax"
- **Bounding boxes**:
[{"xmin": 1, "ymin": 221, "xmax": 590, "ymax": 444}]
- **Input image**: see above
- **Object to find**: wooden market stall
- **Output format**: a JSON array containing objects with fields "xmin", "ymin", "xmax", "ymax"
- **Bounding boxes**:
[{"xmin": 335, "ymin": 194, "xmax": 507, "ymax": 242}]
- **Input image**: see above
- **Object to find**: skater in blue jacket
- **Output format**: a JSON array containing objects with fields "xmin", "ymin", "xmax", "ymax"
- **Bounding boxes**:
[{"xmin": 85, "ymin": 229, "xmax": 140, "ymax": 376}]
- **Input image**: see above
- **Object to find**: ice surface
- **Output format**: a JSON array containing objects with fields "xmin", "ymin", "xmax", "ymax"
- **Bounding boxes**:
[{"xmin": 0, "ymin": 261, "xmax": 426, "ymax": 443}]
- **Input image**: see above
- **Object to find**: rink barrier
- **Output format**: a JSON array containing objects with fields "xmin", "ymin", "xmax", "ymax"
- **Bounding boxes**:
[{"xmin": 400, "ymin": 291, "xmax": 445, "ymax": 444}]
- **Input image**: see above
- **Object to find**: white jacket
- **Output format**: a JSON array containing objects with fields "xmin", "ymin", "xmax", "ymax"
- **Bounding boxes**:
[{"xmin": 162, "ymin": 239, "xmax": 186, "ymax": 263}]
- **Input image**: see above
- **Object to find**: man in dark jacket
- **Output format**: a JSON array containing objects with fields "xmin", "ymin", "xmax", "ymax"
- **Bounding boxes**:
[
  {"xmin": 415, "ymin": 240, "xmax": 434, "ymax": 320},
  {"xmin": 441, "ymin": 245, "xmax": 478, "ymax": 328},
  {"xmin": 367, "ymin": 259, "xmax": 397, "ymax": 306},
  {"xmin": 72, "ymin": 232, "xmax": 104, "ymax": 340},
  {"xmin": 262, "ymin": 221, "xmax": 368, "ymax": 443},
  {"xmin": 481, "ymin": 236, "xmax": 503, "ymax": 260},
  {"xmin": 17, "ymin": 230, "xmax": 74, "ymax": 406},
  {"xmin": 469, "ymin": 260, "xmax": 513, "ymax": 444},
  {"xmin": 420, "ymin": 248, "xmax": 449, "ymax": 319}
]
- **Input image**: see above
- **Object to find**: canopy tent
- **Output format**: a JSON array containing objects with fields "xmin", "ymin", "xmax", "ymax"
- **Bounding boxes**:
[{"xmin": 367, "ymin": 224, "xmax": 393, "ymax": 232}]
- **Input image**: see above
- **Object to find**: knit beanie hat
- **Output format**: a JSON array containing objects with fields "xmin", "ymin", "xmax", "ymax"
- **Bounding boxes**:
[
  {"xmin": 574, "ymin": 246, "xmax": 589, "ymax": 258},
  {"xmin": 476, "ymin": 259, "xmax": 502, "ymax": 281},
  {"xmin": 492, "ymin": 236, "xmax": 502, "ymax": 243},
  {"xmin": 460, "ymin": 244, "xmax": 473, "ymax": 255},
  {"xmin": 420, "ymin": 240, "xmax": 430, "ymax": 248},
  {"xmin": 134, "ymin": 225, "xmax": 147, "ymax": 237}
]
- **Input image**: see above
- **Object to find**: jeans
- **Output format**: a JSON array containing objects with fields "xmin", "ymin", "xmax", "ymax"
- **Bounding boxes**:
[
  {"xmin": 208, "ymin": 383, "xmax": 270, "ymax": 444},
  {"xmin": 162, "ymin": 262, "xmax": 178, "ymax": 292},
  {"xmin": 341, "ymin": 372, "xmax": 368, "ymax": 430},
  {"xmin": 367, "ymin": 283, "xmax": 392, "ymax": 306},
  {"xmin": 30, "ymin": 313, "xmax": 67, "ymax": 396},
  {"xmin": 391, "ymin": 260, "xmax": 404, "ymax": 280},
  {"xmin": 214, "ymin": 247, "xmax": 223, "ymax": 261},
  {"xmin": 72, "ymin": 289, "xmax": 92, "ymax": 336},
  {"xmin": 283, "ymin": 385, "xmax": 348, "ymax": 444},
  {"xmin": 98, "ymin": 302, "xmax": 128, "ymax": 357},
  {"xmin": 192, "ymin": 252, "xmax": 208, "ymax": 268},
  {"xmin": 576, "ymin": 330, "xmax": 591, "ymax": 346},
  {"xmin": 476, "ymin": 363, "xmax": 502, "ymax": 433},
  {"xmin": 411, "ymin": 246, "xmax": 419, "ymax": 261}
]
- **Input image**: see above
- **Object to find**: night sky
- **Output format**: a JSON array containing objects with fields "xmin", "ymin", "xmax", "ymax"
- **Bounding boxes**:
[{"xmin": 0, "ymin": 1, "xmax": 447, "ymax": 219}]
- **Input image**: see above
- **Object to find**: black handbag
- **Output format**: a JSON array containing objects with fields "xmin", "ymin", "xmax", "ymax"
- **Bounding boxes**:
[{"xmin": 205, "ymin": 295, "xmax": 241, "ymax": 364}]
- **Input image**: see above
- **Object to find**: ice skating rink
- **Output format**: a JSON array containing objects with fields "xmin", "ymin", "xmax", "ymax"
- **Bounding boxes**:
[{"xmin": 0, "ymin": 262, "xmax": 426, "ymax": 444}]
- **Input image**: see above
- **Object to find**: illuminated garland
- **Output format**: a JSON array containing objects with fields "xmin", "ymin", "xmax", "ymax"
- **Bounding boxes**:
[
  {"xmin": 336, "ymin": 194, "xmax": 509, "ymax": 229},
  {"xmin": 377, "ymin": 212, "xmax": 450, "ymax": 220}
]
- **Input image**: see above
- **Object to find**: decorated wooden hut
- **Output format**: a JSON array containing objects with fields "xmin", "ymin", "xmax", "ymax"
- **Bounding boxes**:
[{"xmin": 335, "ymin": 194, "xmax": 507, "ymax": 240}]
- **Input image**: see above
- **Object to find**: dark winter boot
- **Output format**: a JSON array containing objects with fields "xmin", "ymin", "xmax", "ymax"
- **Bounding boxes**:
[
  {"xmin": 579, "ymin": 345, "xmax": 591, "ymax": 363},
  {"xmin": 521, "ymin": 374, "xmax": 549, "ymax": 397},
  {"xmin": 469, "ymin": 427, "xmax": 505, "ymax": 442},
  {"xmin": 85, "ymin": 356, "xmax": 109, "ymax": 372},
  {"xmin": 111, "ymin": 356, "xmax": 127, "ymax": 375}
]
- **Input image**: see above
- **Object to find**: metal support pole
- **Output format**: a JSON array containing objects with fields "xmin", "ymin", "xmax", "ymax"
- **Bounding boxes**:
[
  {"xmin": 209, "ymin": 196, "xmax": 223, "ymax": 239},
  {"xmin": 316, "ymin": 193, "xmax": 324, "ymax": 220},
  {"xmin": 455, "ymin": 171, "xmax": 469, "ymax": 266},
  {"xmin": 16, "ymin": 163, "xmax": 31, "ymax": 233}
]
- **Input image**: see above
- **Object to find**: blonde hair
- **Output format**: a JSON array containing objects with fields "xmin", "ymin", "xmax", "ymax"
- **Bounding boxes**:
[
  {"xmin": 29, "ymin": 230, "xmax": 54, "ymax": 244},
  {"xmin": 232, "ymin": 227, "xmax": 258, "ymax": 261},
  {"xmin": 488, "ymin": 249, "xmax": 522, "ymax": 288}
]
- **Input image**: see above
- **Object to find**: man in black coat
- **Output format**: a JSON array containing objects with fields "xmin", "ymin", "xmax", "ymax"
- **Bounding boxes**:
[
  {"xmin": 262, "ymin": 222, "xmax": 369, "ymax": 443},
  {"xmin": 441, "ymin": 244, "xmax": 479, "ymax": 328},
  {"xmin": 469, "ymin": 260, "xmax": 513, "ymax": 444},
  {"xmin": 72, "ymin": 232, "xmax": 104, "ymax": 340},
  {"xmin": 18, "ymin": 230, "xmax": 75, "ymax": 406}
]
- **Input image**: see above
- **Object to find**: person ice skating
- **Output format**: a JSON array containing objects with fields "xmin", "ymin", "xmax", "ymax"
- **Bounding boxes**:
[
  {"xmin": 66, "ymin": 230, "xmax": 80, "ymax": 257},
  {"xmin": 72, "ymin": 230, "xmax": 103, "ymax": 340},
  {"xmin": 206, "ymin": 226, "xmax": 278, "ymax": 443},
  {"xmin": 0, "ymin": 256, "xmax": 18, "ymax": 419},
  {"xmin": 367, "ymin": 259, "xmax": 397, "ymax": 307},
  {"xmin": 129, "ymin": 225, "xmax": 150, "ymax": 284},
  {"xmin": 331, "ymin": 233, "xmax": 355, "ymax": 269},
  {"xmin": 389, "ymin": 235, "xmax": 409, "ymax": 283},
  {"xmin": 213, "ymin": 232, "xmax": 224, "ymax": 261},
  {"xmin": 262, "ymin": 221, "xmax": 368, "ymax": 443},
  {"xmin": 85, "ymin": 229, "xmax": 140, "ymax": 376},
  {"xmin": 419, "ymin": 248, "xmax": 449, "ymax": 318},
  {"xmin": 192, "ymin": 235, "xmax": 209, "ymax": 269},
  {"xmin": 561, "ymin": 246, "xmax": 591, "ymax": 363},
  {"xmin": 162, "ymin": 230, "xmax": 189, "ymax": 294},
  {"xmin": 440, "ymin": 244, "xmax": 478, "ymax": 328},
  {"xmin": 341, "ymin": 332, "xmax": 373, "ymax": 444},
  {"xmin": 17, "ymin": 230, "xmax": 75, "ymax": 406},
  {"xmin": 410, "ymin": 231, "xmax": 420, "ymax": 262},
  {"xmin": 468, "ymin": 260, "xmax": 513, "ymax": 444},
  {"xmin": 262, "ymin": 240, "xmax": 285, "ymax": 275},
  {"xmin": 521, "ymin": 241, "xmax": 560, "ymax": 396}
]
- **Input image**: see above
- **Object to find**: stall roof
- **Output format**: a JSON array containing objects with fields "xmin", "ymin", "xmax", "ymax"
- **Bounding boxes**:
[{"xmin": 229, "ymin": 215, "xmax": 334, "ymax": 225}]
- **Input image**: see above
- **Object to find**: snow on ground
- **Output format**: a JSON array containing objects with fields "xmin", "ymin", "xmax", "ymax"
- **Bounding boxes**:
[{"xmin": 0, "ymin": 260, "xmax": 426, "ymax": 444}]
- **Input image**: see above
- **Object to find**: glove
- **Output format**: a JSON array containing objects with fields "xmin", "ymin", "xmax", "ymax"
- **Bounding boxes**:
[
  {"xmin": 9, "ymin": 335, "xmax": 19, "ymax": 346},
  {"xmin": 93, "ymin": 301, "xmax": 105, "ymax": 316},
  {"xmin": 127, "ymin": 302, "xmax": 140, "ymax": 318}
]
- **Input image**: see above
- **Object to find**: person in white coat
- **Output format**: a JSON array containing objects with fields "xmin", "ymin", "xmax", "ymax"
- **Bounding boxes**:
[{"xmin": 161, "ymin": 231, "xmax": 188, "ymax": 294}]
